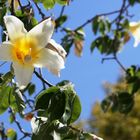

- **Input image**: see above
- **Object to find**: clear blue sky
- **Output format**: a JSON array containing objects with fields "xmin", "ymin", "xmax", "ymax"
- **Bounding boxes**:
[{"xmin": 1, "ymin": 0, "xmax": 140, "ymax": 138}]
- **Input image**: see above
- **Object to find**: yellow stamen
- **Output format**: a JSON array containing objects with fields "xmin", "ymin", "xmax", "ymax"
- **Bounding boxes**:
[{"xmin": 12, "ymin": 36, "xmax": 39, "ymax": 65}]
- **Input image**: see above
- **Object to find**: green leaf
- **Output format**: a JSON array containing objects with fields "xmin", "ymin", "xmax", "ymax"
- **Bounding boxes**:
[
  {"xmin": 35, "ymin": 86, "xmax": 59, "ymax": 110},
  {"xmin": 14, "ymin": 89, "xmax": 25, "ymax": 115},
  {"xmin": 1, "ymin": 71, "xmax": 14, "ymax": 86},
  {"xmin": 101, "ymin": 98, "xmax": 111, "ymax": 112},
  {"xmin": 48, "ymin": 93, "xmax": 66, "ymax": 121},
  {"xmin": 69, "ymin": 95, "xmax": 81, "ymax": 123},
  {"xmin": 118, "ymin": 92, "xmax": 134, "ymax": 114},
  {"xmin": 0, "ymin": 7, "xmax": 6, "ymax": 26},
  {"xmin": 43, "ymin": 0, "xmax": 55, "ymax": 10},
  {"xmin": 0, "ymin": 86, "xmax": 11, "ymax": 114},
  {"xmin": 90, "ymin": 40, "xmax": 97, "ymax": 52},
  {"xmin": 6, "ymin": 128, "xmax": 17, "ymax": 140},
  {"xmin": 56, "ymin": 0, "xmax": 69, "ymax": 5},
  {"xmin": 55, "ymin": 15, "xmax": 67, "ymax": 29},
  {"xmin": 92, "ymin": 17, "xmax": 99, "ymax": 35},
  {"xmin": 28, "ymin": 84, "xmax": 36, "ymax": 96}
]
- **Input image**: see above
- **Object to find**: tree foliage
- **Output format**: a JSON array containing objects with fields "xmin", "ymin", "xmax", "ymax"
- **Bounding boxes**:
[
  {"xmin": 88, "ymin": 75, "xmax": 140, "ymax": 140},
  {"xmin": 0, "ymin": 0, "xmax": 140, "ymax": 139}
]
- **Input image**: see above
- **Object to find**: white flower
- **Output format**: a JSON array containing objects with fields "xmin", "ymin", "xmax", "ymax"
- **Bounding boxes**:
[
  {"xmin": 129, "ymin": 21, "xmax": 140, "ymax": 47},
  {"xmin": 0, "ymin": 15, "xmax": 66, "ymax": 87}
]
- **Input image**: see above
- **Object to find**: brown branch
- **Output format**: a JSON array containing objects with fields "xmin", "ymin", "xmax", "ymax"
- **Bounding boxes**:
[
  {"xmin": 59, "ymin": 6, "xmax": 65, "ymax": 17},
  {"xmin": 75, "ymin": 1, "xmax": 129, "ymax": 31},
  {"xmin": 9, "ymin": 108, "xmax": 32, "ymax": 138},
  {"xmin": 10, "ymin": 0, "xmax": 15, "ymax": 15},
  {"xmin": 8, "ymin": 89, "xmax": 31, "ymax": 139},
  {"xmin": 102, "ymin": 55, "xmax": 126, "ymax": 73},
  {"xmin": 39, "ymin": 68, "xmax": 46, "ymax": 89},
  {"xmin": 0, "ymin": 122, "xmax": 7, "ymax": 140},
  {"xmin": 34, "ymin": 70, "xmax": 54, "ymax": 87},
  {"xmin": 22, "ymin": 93, "xmax": 34, "ymax": 109},
  {"xmin": 17, "ymin": 0, "xmax": 24, "ymax": 13},
  {"xmin": 34, "ymin": 2, "xmax": 45, "ymax": 19},
  {"xmin": 75, "ymin": 10, "xmax": 122, "ymax": 31}
]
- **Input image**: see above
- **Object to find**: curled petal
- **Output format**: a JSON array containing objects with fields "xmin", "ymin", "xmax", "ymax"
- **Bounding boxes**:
[
  {"xmin": 13, "ymin": 62, "xmax": 34, "ymax": 87},
  {"xmin": 4, "ymin": 15, "xmax": 27, "ymax": 41},
  {"xmin": 0, "ymin": 41, "xmax": 13, "ymax": 61},
  {"xmin": 34, "ymin": 47, "xmax": 65, "ymax": 76},
  {"xmin": 129, "ymin": 21, "xmax": 140, "ymax": 47},
  {"xmin": 28, "ymin": 18, "xmax": 54, "ymax": 49},
  {"xmin": 46, "ymin": 39, "xmax": 67, "ymax": 59}
]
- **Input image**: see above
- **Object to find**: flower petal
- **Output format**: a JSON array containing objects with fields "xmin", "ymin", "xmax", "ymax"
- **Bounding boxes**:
[
  {"xmin": 46, "ymin": 39, "xmax": 67, "ymax": 59},
  {"xmin": 34, "ymin": 47, "xmax": 65, "ymax": 76},
  {"xmin": 0, "ymin": 41, "xmax": 12, "ymax": 61},
  {"xmin": 28, "ymin": 18, "xmax": 54, "ymax": 48},
  {"xmin": 13, "ymin": 62, "xmax": 34, "ymax": 87},
  {"xmin": 4, "ymin": 15, "xmax": 27, "ymax": 41},
  {"xmin": 129, "ymin": 21, "xmax": 140, "ymax": 47}
]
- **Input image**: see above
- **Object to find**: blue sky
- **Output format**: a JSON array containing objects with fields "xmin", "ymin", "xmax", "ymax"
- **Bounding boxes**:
[{"xmin": 1, "ymin": 0, "xmax": 140, "ymax": 138}]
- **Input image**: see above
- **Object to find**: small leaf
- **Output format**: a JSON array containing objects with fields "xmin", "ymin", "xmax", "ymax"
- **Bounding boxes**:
[
  {"xmin": 35, "ymin": 86, "xmax": 59, "ymax": 110},
  {"xmin": 69, "ymin": 95, "xmax": 81, "ymax": 123},
  {"xmin": 92, "ymin": 17, "xmax": 99, "ymax": 35},
  {"xmin": 9, "ymin": 114, "xmax": 14, "ymax": 124},
  {"xmin": 6, "ymin": 128, "xmax": 17, "ymax": 140},
  {"xmin": 0, "ymin": 86, "xmax": 12, "ymax": 114},
  {"xmin": 56, "ymin": 0, "xmax": 69, "ymax": 5},
  {"xmin": 55, "ymin": 15, "xmax": 67, "ymax": 29},
  {"xmin": 101, "ymin": 98, "xmax": 111, "ymax": 112},
  {"xmin": 43, "ymin": 0, "xmax": 55, "ymax": 10},
  {"xmin": 14, "ymin": 89, "xmax": 25, "ymax": 115},
  {"xmin": 28, "ymin": 84, "xmax": 36, "ymax": 96}
]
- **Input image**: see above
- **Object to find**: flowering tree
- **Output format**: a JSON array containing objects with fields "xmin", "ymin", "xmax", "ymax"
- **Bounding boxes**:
[{"xmin": 0, "ymin": 0, "xmax": 140, "ymax": 139}]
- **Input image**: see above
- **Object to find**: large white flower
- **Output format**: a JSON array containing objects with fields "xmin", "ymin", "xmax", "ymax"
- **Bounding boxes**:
[
  {"xmin": 0, "ymin": 15, "xmax": 66, "ymax": 87},
  {"xmin": 129, "ymin": 21, "xmax": 140, "ymax": 47}
]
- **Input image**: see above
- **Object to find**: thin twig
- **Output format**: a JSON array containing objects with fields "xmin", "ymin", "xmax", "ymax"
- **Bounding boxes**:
[
  {"xmin": 10, "ymin": 0, "xmax": 15, "ymax": 15},
  {"xmin": 34, "ymin": 70, "xmax": 54, "ymax": 87},
  {"xmin": 22, "ymin": 93, "xmax": 34, "ymax": 109},
  {"xmin": 59, "ymin": 6, "xmax": 65, "ymax": 17},
  {"xmin": 34, "ymin": 2, "xmax": 45, "ymax": 19},
  {"xmin": 17, "ymin": 0, "xmax": 24, "ymax": 13},
  {"xmin": 8, "ymin": 89, "xmax": 31, "ymax": 138},
  {"xmin": 75, "ymin": 10, "xmax": 123, "ymax": 31},
  {"xmin": 75, "ymin": 1, "xmax": 129, "ymax": 31},
  {"xmin": 114, "ymin": 54, "xmax": 126, "ymax": 72},
  {"xmin": 0, "ymin": 62, "xmax": 7, "ymax": 67},
  {"xmin": 9, "ymin": 108, "xmax": 32, "ymax": 137},
  {"xmin": 0, "ymin": 122, "xmax": 7, "ymax": 140},
  {"xmin": 39, "ymin": 68, "xmax": 46, "ymax": 89},
  {"xmin": 102, "ymin": 57, "xmax": 115, "ymax": 63},
  {"xmin": 102, "ymin": 55, "xmax": 126, "ymax": 73}
]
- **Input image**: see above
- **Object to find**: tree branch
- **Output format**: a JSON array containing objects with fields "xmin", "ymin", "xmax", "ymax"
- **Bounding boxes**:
[
  {"xmin": 8, "ymin": 89, "xmax": 31, "ymax": 139},
  {"xmin": 10, "ymin": 0, "xmax": 15, "ymax": 15},
  {"xmin": 34, "ymin": 70, "xmax": 54, "ymax": 87},
  {"xmin": 34, "ymin": 2, "xmax": 45, "ymax": 19},
  {"xmin": 75, "ymin": 1, "xmax": 129, "ymax": 31},
  {"xmin": 59, "ymin": 6, "xmax": 65, "ymax": 17},
  {"xmin": 102, "ymin": 54, "xmax": 126, "ymax": 73}
]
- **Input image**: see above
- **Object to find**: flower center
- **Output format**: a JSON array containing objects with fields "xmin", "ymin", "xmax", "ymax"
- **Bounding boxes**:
[{"xmin": 12, "ymin": 37, "xmax": 39, "ymax": 65}]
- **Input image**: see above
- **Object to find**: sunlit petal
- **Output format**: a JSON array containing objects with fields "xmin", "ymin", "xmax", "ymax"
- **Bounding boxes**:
[
  {"xmin": 0, "ymin": 41, "xmax": 12, "ymax": 61},
  {"xmin": 4, "ymin": 15, "xmax": 27, "ymax": 41},
  {"xmin": 34, "ymin": 47, "xmax": 65, "ymax": 76},
  {"xmin": 129, "ymin": 21, "xmax": 140, "ymax": 47},
  {"xmin": 13, "ymin": 62, "xmax": 34, "ymax": 87},
  {"xmin": 28, "ymin": 18, "xmax": 54, "ymax": 48}
]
